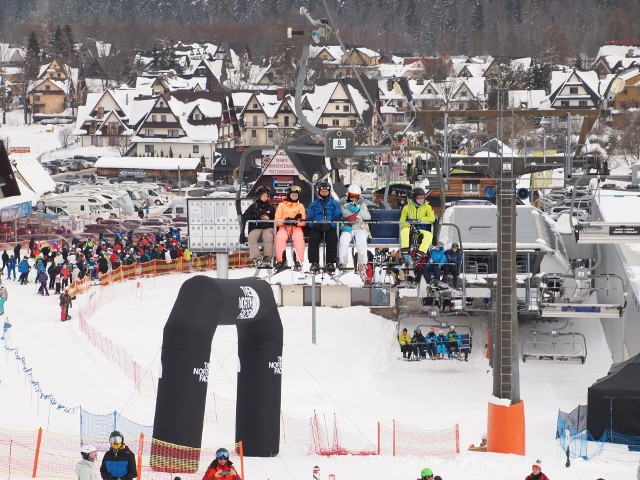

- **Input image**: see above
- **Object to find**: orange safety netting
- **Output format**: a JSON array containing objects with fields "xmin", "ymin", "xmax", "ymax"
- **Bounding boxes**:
[{"xmin": 0, "ymin": 428, "xmax": 244, "ymax": 480}]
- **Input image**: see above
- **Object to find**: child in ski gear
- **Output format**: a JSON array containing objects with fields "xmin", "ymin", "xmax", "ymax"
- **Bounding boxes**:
[
  {"xmin": 435, "ymin": 331, "xmax": 447, "ymax": 358},
  {"xmin": 18, "ymin": 256, "xmax": 30, "ymax": 285},
  {"xmin": 307, "ymin": 180, "xmax": 341, "ymax": 273},
  {"xmin": 100, "ymin": 431, "xmax": 137, "ymax": 480},
  {"xmin": 399, "ymin": 187, "xmax": 435, "ymax": 266},
  {"xmin": 274, "ymin": 185, "xmax": 306, "ymax": 271},
  {"xmin": 337, "ymin": 184, "xmax": 371, "ymax": 271},
  {"xmin": 0, "ymin": 284, "xmax": 7, "ymax": 315},
  {"xmin": 76, "ymin": 444, "xmax": 98, "ymax": 480},
  {"xmin": 242, "ymin": 186, "xmax": 276, "ymax": 266},
  {"xmin": 422, "ymin": 242, "xmax": 446, "ymax": 284},
  {"xmin": 398, "ymin": 327, "xmax": 412, "ymax": 359},
  {"xmin": 59, "ymin": 290, "xmax": 72, "ymax": 321},
  {"xmin": 7, "ymin": 254, "xmax": 16, "ymax": 280},
  {"xmin": 37, "ymin": 270, "xmax": 49, "ymax": 296},
  {"xmin": 202, "ymin": 447, "xmax": 241, "ymax": 480}
]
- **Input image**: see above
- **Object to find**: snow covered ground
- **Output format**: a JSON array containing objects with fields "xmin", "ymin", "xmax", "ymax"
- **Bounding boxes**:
[{"xmin": 1, "ymin": 267, "xmax": 639, "ymax": 480}]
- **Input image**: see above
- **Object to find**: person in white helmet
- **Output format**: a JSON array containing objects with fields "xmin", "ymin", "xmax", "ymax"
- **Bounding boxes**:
[
  {"xmin": 337, "ymin": 184, "xmax": 371, "ymax": 272},
  {"xmin": 76, "ymin": 444, "xmax": 98, "ymax": 480}
]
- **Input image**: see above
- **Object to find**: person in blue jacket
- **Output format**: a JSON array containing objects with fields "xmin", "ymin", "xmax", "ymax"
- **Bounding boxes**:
[
  {"xmin": 100, "ymin": 430, "xmax": 137, "ymax": 480},
  {"xmin": 435, "ymin": 330, "xmax": 448, "ymax": 359},
  {"xmin": 17, "ymin": 256, "xmax": 31, "ymax": 285},
  {"xmin": 444, "ymin": 325, "xmax": 463, "ymax": 360},
  {"xmin": 35, "ymin": 258, "xmax": 46, "ymax": 284},
  {"xmin": 306, "ymin": 180, "xmax": 342, "ymax": 273},
  {"xmin": 425, "ymin": 326, "xmax": 438, "ymax": 359},
  {"xmin": 442, "ymin": 242, "xmax": 462, "ymax": 287},
  {"xmin": 422, "ymin": 242, "xmax": 446, "ymax": 284},
  {"xmin": 7, "ymin": 255, "xmax": 17, "ymax": 281}
]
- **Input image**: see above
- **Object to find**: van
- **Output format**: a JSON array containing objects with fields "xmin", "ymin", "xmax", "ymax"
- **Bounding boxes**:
[
  {"xmin": 53, "ymin": 195, "xmax": 116, "ymax": 219},
  {"xmin": 162, "ymin": 201, "xmax": 188, "ymax": 218},
  {"xmin": 43, "ymin": 200, "xmax": 73, "ymax": 216}
]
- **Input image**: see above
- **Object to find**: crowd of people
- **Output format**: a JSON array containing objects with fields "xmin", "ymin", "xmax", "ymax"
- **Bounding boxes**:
[
  {"xmin": 242, "ymin": 182, "xmax": 462, "ymax": 287},
  {"xmin": 399, "ymin": 325, "xmax": 468, "ymax": 361},
  {"xmin": 0, "ymin": 227, "xmax": 192, "ymax": 319}
]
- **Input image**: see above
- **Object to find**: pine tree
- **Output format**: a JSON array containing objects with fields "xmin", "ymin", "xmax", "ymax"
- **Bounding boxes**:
[
  {"xmin": 573, "ymin": 54, "xmax": 585, "ymax": 71},
  {"xmin": 526, "ymin": 63, "xmax": 546, "ymax": 91},
  {"xmin": 471, "ymin": 1, "xmax": 484, "ymax": 33},
  {"xmin": 24, "ymin": 31, "xmax": 41, "ymax": 80}
]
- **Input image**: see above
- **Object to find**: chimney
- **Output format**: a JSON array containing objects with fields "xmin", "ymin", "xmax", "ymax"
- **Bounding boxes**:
[{"xmin": 277, "ymin": 88, "xmax": 285, "ymax": 100}]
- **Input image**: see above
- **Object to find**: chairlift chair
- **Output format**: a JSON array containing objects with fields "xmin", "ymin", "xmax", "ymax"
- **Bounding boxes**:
[
  {"xmin": 537, "ymin": 273, "xmax": 626, "ymax": 319},
  {"xmin": 521, "ymin": 330, "xmax": 587, "ymax": 364}
]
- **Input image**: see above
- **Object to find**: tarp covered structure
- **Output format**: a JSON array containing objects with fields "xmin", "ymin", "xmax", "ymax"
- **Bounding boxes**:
[{"xmin": 587, "ymin": 353, "xmax": 640, "ymax": 439}]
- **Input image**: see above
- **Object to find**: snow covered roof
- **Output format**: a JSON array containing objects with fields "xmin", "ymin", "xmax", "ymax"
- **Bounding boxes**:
[
  {"xmin": 508, "ymin": 90, "xmax": 547, "ymax": 109},
  {"xmin": 309, "ymin": 45, "xmax": 344, "ymax": 63},
  {"xmin": 95, "ymin": 157, "xmax": 201, "ymax": 170},
  {"xmin": 596, "ymin": 44, "xmax": 640, "ymax": 60},
  {"xmin": 12, "ymin": 158, "xmax": 56, "ymax": 196}
]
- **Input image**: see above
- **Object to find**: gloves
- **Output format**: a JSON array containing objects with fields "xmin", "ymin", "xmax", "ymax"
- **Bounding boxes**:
[
  {"xmin": 315, "ymin": 223, "xmax": 332, "ymax": 232},
  {"xmin": 294, "ymin": 213, "xmax": 302, "ymax": 220},
  {"xmin": 347, "ymin": 204, "xmax": 360, "ymax": 213}
]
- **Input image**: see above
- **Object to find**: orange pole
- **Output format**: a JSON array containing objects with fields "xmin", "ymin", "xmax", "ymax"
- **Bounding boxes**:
[
  {"xmin": 238, "ymin": 441, "xmax": 245, "ymax": 480},
  {"xmin": 32, "ymin": 427, "xmax": 43, "ymax": 478},
  {"xmin": 487, "ymin": 400, "xmax": 525, "ymax": 455},
  {"xmin": 137, "ymin": 433, "xmax": 145, "ymax": 480},
  {"xmin": 377, "ymin": 422, "xmax": 381, "ymax": 455},
  {"xmin": 455, "ymin": 424, "xmax": 460, "ymax": 454},
  {"xmin": 392, "ymin": 419, "xmax": 396, "ymax": 457}
]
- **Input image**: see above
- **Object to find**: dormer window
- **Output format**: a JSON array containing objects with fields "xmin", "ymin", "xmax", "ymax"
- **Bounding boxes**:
[
  {"xmin": 194, "ymin": 112, "xmax": 202, "ymax": 120},
  {"xmin": 569, "ymin": 87, "xmax": 578, "ymax": 94},
  {"xmin": 252, "ymin": 103, "xmax": 258, "ymax": 108}
]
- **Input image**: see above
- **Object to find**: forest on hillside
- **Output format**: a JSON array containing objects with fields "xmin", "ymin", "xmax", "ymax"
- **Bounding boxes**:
[{"xmin": 1, "ymin": 0, "xmax": 639, "ymax": 62}]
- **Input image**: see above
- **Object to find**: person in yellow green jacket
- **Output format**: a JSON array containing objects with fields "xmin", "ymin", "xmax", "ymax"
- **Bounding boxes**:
[
  {"xmin": 399, "ymin": 187, "xmax": 435, "ymax": 267},
  {"xmin": 398, "ymin": 327, "xmax": 412, "ymax": 359}
]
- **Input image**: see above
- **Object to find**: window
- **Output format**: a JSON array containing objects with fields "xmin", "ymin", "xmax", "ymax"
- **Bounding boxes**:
[
  {"xmin": 176, "ymin": 207, "xmax": 184, "ymax": 214},
  {"xmin": 144, "ymin": 145, "xmax": 154, "ymax": 153},
  {"xmin": 560, "ymin": 100, "xmax": 570, "ymax": 106},
  {"xmin": 394, "ymin": 114, "xmax": 404, "ymax": 122},
  {"xmin": 267, "ymin": 130, "xmax": 274, "ymax": 138},
  {"xmin": 252, "ymin": 115, "xmax": 258, "ymax": 126},
  {"xmin": 336, "ymin": 105, "xmax": 340, "ymax": 111},
  {"xmin": 332, "ymin": 119, "xmax": 340, "ymax": 126},
  {"xmin": 45, "ymin": 85, "xmax": 50, "ymax": 90},
  {"xmin": 168, "ymin": 129, "xmax": 179, "ymax": 138},
  {"xmin": 578, "ymin": 100, "xmax": 588, "ymax": 107},
  {"xmin": 569, "ymin": 87, "xmax": 578, "ymax": 94},
  {"xmin": 193, "ymin": 145, "xmax": 199, "ymax": 153},
  {"xmin": 194, "ymin": 112, "xmax": 202, "ymax": 120},
  {"xmin": 284, "ymin": 116, "xmax": 290, "ymax": 127},
  {"xmin": 252, "ymin": 103, "xmax": 258, "ymax": 108},
  {"xmin": 161, "ymin": 115, "xmax": 166, "ymax": 122},
  {"xmin": 462, "ymin": 180, "xmax": 480, "ymax": 193},
  {"xmin": 251, "ymin": 130, "xmax": 257, "ymax": 138},
  {"xmin": 152, "ymin": 115, "xmax": 157, "ymax": 122},
  {"xmin": 145, "ymin": 129, "xmax": 154, "ymax": 137},
  {"xmin": 396, "ymin": 101, "xmax": 403, "ymax": 108},
  {"xmin": 349, "ymin": 119, "xmax": 356, "ymax": 126},
  {"xmin": 343, "ymin": 105, "xmax": 349, "ymax": 112}
]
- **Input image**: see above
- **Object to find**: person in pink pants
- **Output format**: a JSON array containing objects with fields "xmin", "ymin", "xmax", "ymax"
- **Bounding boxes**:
[{"xmin": 274, "ymin": 185, "xmax": 306, "ymax": 271}]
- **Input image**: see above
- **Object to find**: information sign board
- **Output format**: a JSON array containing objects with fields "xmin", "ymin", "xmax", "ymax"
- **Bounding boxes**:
[{"xmin": 187, "ymin": 198, "xmax": 252, "ymax": 253}]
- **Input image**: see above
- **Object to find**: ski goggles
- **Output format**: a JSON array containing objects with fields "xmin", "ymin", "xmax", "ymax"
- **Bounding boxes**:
[
  {"xmin": 289, "ymin": 186, "xmax": 302, "ymax": 193},
  {"xmin": 216, "ymin": 450, "xmax": 229, "ymax": 460}
]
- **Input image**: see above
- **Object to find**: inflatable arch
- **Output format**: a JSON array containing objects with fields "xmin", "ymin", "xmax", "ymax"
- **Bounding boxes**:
[{"xmin": 151, "ymin": 276, "xmax": 282, "ymax": 470}]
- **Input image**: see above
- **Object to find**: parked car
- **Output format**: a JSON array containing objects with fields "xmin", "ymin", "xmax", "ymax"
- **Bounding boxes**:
[
  {"xmin": 64, "ymin": 161, "xmax": 82, "ymax": 171},
  {"xmin": 65, "ymin": 174, "xmax": 80, "ymax": 180},
  {"xmin": 600, "ymin": 183, "xmax": 618, "ymax": 190}
]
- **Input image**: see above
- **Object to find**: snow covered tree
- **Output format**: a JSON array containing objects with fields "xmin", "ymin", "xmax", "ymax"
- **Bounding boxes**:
[{"xmin": 471, "ymin": 1, "xmax": 484, "ymax": 33}]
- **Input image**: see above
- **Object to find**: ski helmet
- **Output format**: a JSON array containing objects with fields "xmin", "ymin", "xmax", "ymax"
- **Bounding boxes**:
[
  {"xmin": 347, "ymin": 184, "xmax": 362, "ymax": 197},
  {"xmin": 216, "ymin": 447, "xmax": 230, "ymax": 460},
  {"xmin": 255, "ymin": 185, "xmax": 271, "ymax": 198},
  {"xmin": 421, "ymin": 468, "xmax": 434, "ymax": 478},
  {"xmin": 437, "ymin": 242, "xmax": 444, "ymax": 248},
  {"xmin": 286, "ymin": 185, "xmax": 301, "ymax": 202},
  {"xmin": 452, "ymin": 242, "xmax": 459, "ymax": 248},
  {"xmin": 316, "ymin": 180, "xmax": 332, "ymax": 198},
  {"xmin": 411, "ymin": 187, "xmax": 426, "ymax": 199},
  {"xmin": 81, "ymin": 444, "xmax": 98, "ymax": 461}
]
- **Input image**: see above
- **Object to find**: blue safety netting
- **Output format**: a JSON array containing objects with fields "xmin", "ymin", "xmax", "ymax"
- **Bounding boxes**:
[{"xmin": 80, "ymin": 409, "xmax": 154, "ymax": 452}]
